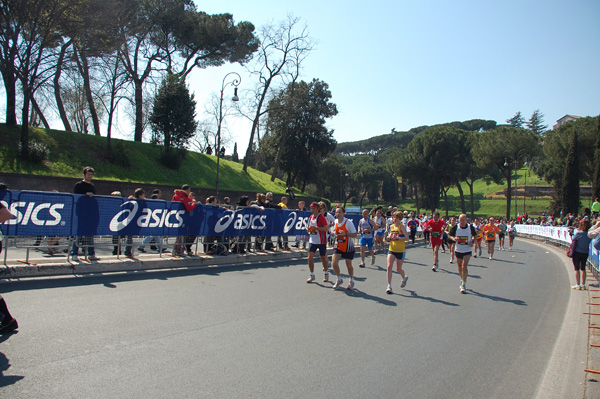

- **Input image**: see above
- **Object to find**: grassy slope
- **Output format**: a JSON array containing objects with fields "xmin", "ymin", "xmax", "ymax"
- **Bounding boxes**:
[
  {"xmin": 2, "ymin": 124, "xmax": 580, "ymax": 217},
  {"xmin": 0, "ymin": 124, "xmax": 290, "ymax": 193}
]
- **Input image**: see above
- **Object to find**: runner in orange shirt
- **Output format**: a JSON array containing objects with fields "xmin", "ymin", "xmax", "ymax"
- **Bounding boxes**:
[
  {"xmin": 481, "ymin": 217, "xmax": 501, "ymax": 260},
  {"xmin": 331, "ymin": 207, "xmax": 358, "ymax": 290}
]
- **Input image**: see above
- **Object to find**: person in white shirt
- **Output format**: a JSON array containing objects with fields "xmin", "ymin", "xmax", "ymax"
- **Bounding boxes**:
[{"xmin": 448, "ymin": 214, "xmax": 477, "ymax": 294}]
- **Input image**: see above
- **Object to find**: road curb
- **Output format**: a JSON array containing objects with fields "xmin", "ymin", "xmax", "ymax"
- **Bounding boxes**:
[{"xmin": 0, "ymin": 249, "xmax": 312, "ymax": 279}]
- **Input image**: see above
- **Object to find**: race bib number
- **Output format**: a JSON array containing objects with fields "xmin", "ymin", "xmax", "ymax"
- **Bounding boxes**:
[
  {"xmin": 456, "ymin": 236, "xmax": 468, "ymax": 244},
  {"xmin": 336, "ymin": 236, "xmax": 347, "ymax": 242},
  {"xmin": 487, "ymin": 232, "xmax": 494, "ymax": 239},
  {"xmin": 432, "ymin": 231, "xmax": 441, "ymax": 237}
]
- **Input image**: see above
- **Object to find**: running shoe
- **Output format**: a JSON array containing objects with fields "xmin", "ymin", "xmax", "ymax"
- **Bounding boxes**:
[
  {"xmin": 371, "ymin": 255, "xmax": 376, "ymax": 265},
  {"xmin": 401, "ymin": 276, "xmax": 408, "ymax": 288},
  {"xmin": 88, "ymin": 255, "xmax": 100, "ymax": 261},
  {"xmin": 580, "ymin": 284, "xmax": 587, "ymax": 290},
  {"xmin": 332, "ymin": 278, "xmax": 343, "ymax": 290},
  {"xmin": 0, "ymin": 318, "xmax": 18, "ymax": 334},
  {"xmin": 473, "ymin": 252, "xmax": 477, "ymax": 258},
  {"xmin": 386, "ymin": 285, "xmax": 393, "ymax": 294},
  {"xmin": 460, "ymin": 284, "xmax": 466, "ymax": 294},
  {"xmin": 307, "ymin": 274, "xmax": 315, "ymax": 283},
  {"xmin": 449, "ymin": 259, "xmax": 454, "ymax": 264},
  {"xmin": 359, "ymin": 262, "xmax": 365, "ymax": 268},
  {"xmin": 347, "ymin": 280, "xmax": 354, "ymax": 290},
  {"xmin": 489, "ymin": 256, "xmax": 492, "ymax": 260},
  {"xmin": 442, "ymin": 249, "xmax": 446, "ymax": 253},
  {"xmin": 432, "ymin": 264, "xmax": 438, "ymax": 272},
  {"xmin": 323, "ymin": 272, "xmax": 329, "ymax": 282}
]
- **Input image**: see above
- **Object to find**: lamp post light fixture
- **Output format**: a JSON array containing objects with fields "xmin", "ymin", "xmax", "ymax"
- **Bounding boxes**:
[{"xmin": 215, "ymin": 72, "xmax": 241, "ymax": 200}]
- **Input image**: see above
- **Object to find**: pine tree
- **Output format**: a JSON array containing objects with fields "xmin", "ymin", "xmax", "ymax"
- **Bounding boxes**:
[
  {"xmin": 149, "ymin": 73, "xmax": 198, "ymax": 153},
  {"xmin": 561, "ymin": 129, "xmax": 580, "ymax": 215},
  {"xmin": 506, "ymin": 112, "xmax": 525, "ymax": 129},
  {"xmin": 527, "ymin": 109, "xmax": 548, "ymax": 136},
  {"xmin": 232, "ymin": 143, "xmax": 239, "ymax": 162}
]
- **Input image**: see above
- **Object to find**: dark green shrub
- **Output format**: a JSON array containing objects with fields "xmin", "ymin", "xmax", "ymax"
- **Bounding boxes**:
[{"xmin": 18, "ymin": 139, "xmax": 49, "ymax": 163}]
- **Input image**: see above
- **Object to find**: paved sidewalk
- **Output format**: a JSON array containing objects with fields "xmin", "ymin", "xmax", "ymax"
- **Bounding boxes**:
[{"xmin": 0, "ymin": 246, "xmax": 313, "ymax": 279}]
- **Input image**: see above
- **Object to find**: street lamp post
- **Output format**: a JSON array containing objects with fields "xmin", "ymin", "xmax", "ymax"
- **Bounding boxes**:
[
  {"xmin": 215, "ymin": 72, "xmax": 241, "ymax": 200},
  {"xmin": 504, "ymin": 149, "xmax": 529, "ymax": 221}
]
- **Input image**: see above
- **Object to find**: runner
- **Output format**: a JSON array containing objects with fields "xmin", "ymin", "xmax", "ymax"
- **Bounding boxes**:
[
  {"xmin": 421, "ymin": 214, "xmax": 430, "ymax": 247},
  {"xmin": 331, "ymin": 207, "xmax": 358, "ymax": 290},
  {"xmin": 448, "ymin": 214, "xmax": 477, "ymax": 293},
  {"xmin": 441, "ymin": 217, "xmax": 448, "ymax": 253},
  {"xmin": 306, "ymin": 202, "xmax": 330, "ymax": 283},
  {"xmin": 407, "ymin": 212, "xmax": 419, "ymax": 246},
  {"xmin": 358, "ymin": 209, "xmax": 377, "ymax": 267},
  {"xmin": 472, "ymin": 218, "xmax": 483, "ymax": 257},
  {"xmin": 425, "ymin": 212, "xmax": 447, "ymax": 271},
  {"xmin": 373, "ymin": 209, "xmax": 386, "ymax": 253},
  {"xmin": 497, "ymin": 219, "xmax": 507, "ymax": 251},
  {"xmin": 445, "ymin": 216, "xmax": 457, "ymax": 263},
  {"xmin": 508, "ymin": 221, "xmax": 517, "ymax": 250},
  {"xmin": 481, "ymin": 217, "xmax": 501, "ymax": 260},
  {"xmin": 385, "ymin": 211, "xmax": 409, "ymax": 294},
  {"xmin": 319, "ymin": 201, "xmax": 335, "ymax": 248}
]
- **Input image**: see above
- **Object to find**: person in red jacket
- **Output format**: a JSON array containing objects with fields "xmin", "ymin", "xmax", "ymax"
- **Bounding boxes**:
[
  {"xmin": 425, "ymin": 212, "xmax": 446, "ymax": 271},
  {"xmin": 172, "ymin": 185, "xmax": 197, "ymax": 256}
]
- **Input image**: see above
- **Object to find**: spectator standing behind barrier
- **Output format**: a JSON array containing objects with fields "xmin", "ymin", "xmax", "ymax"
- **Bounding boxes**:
[
  {"xmin": 184, "ymin": 192, "xmax": 198, "ymax": 256},
  {"xmin": 571, "ymin": 219, "xmax": 592, "ymax": 290},
  {"xmin": 172, "ymin": 185, "xmax": 196, "ymax": 256},
  {"xmin": 138, "ymin": 190, "xmax": 164, "ymax": 253},
  {"xmin": 592, "ymin": 198, "xmax": 600, "ymax": 219},
  {"xmin": 277, "ymin": 196, "xmax": 290, "ymax": 250},
  {"xmin": 264, "ymin": 192, "xmax": 281, "ymax": 251},
  {"xmin": 253, "ymin": 193, "xmax": 267, "ymax": 250},
  {"xmin": 110, "ymin": 191, "xmax": 123, "ymax": 255},
  {"xmin": 203, "ymin": 196, "xmax": 222, "ymax": 255},
  {"xmin": 123, "ymin": 188, "xmax": 146, "ymax": 258},
  {"xmin": 294, "ymin": 201, "xmax": 309, "ymax": 249},
  {"xmin": 0, "ymin": 200, "xmax": 18, "ymax": 334},
  {"xmin": 233, "ymin": 196, "xmax": 250, "ymax": 254},
  {"xmin": 71, "ymin": 166, "xmax": 100, "ymax": 261}
]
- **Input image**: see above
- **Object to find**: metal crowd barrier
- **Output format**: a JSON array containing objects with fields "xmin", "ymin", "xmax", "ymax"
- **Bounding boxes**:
[
  {"xmin": 516, "ymin": 230, "xmax": 600, "ymax": 281},
  {"xmin": 0, "ymin": 233, "xmax": 317, "ymax": 266}
]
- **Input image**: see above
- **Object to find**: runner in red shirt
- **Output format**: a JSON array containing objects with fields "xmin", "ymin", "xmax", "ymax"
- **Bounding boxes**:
[{"xmin": 425, "ymin": 212, "xmax": 446, "ymax": 271}]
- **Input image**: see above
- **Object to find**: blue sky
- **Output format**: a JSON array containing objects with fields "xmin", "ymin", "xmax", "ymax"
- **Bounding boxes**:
[
  {"xmin": 192, "ymin": 0, "xmax": 599, "ymax": 154},
  {"xmin": 2, "ymin": 1, "xmax": 598, "ymax": 155}
]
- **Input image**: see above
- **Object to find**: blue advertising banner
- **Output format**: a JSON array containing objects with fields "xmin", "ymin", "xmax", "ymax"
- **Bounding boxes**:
[{"xmin": 0, "ymin": 190, "xmax": 332, "ymax": 237}]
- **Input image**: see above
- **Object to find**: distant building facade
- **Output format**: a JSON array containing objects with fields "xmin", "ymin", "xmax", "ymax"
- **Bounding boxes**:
[{"xmin": 553, "ymin": 114, "xmax": 581, "ymax": 130}]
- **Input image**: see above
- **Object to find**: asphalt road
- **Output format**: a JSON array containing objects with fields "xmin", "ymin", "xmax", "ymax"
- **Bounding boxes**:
[{"xmin": 0, "ymin": 239, "xmax": 580, "ymax": 398}]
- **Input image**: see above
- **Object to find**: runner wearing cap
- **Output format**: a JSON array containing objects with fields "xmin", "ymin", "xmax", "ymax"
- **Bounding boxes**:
[{"xmin": 306, "ymin": 202, "xmax": 330, "ymax": 283}]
